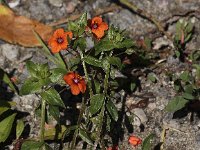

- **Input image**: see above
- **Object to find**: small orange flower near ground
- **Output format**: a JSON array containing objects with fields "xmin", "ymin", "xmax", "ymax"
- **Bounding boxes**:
[
  {"xmin": 88, "ymin": 16, "xmax": 108, "ymax": 39},
  {"xmin": 107, "ymin": 145, "xmax": 118, "ymax": 150},
  {"xmin": 63, "ymin": 72, "xmax": 86, "ymax": 95},
  {"xmin": 128, "ymin": 135, "xmax": 142, "ymax": 147},
  {"xmin": 48, "ymin": 28, "xmax": 72, "ymax": 53}
]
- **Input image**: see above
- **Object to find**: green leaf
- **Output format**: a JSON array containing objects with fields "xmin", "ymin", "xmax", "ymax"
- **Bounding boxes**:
[
  {"xmin": 50, "ymin": 68, "xmax": 67, "ymax": 83},
  {"xmin": 106, "ymin": 57, "xmax": 122, "ymax": 69},
  {"xmin": 165, "ymin": 96, "xmax": 188, "ymax": 112},
  {"xmin": 89, "ymin": 94, "xmax": 104, "ymax": 115},
  {"xmin": 20, "ymin": 78, "xmax": 42, "ymax": 95},
  {"xmin": 94, "ymin": 80, "xmax": 101, "ymax": 94},
  {"xmin": 175, "ymin": 50, "xmax": 180, "ymax": 58},
  {"xmin": 184, "ymin": 84, "xmax": 194, "ymax": 94},
  {"xmin": 130, "ymin": 82, "xmax": 136, "ymax": 92},
  {"xmin": 106, "ymin": 100, "xmax": 118, "ymax": 121},
  {"xmin": 49, "ymin": 105, "xmax": 60, "ymax": 122},
  {"xmin": 182, "ymin": 92, "xmax": 195, "ymax": 100},
  {"xmin": 106, "ymin": 114, "xmax": 111, "ymax": 132},
  {"xmin": 0, "ymin": 113, "xmax": 16, "ymax": 142},
  {"xmin": 0, "ymin": 68, "xmax": 17, "ymax": 93},
  {"xmin": 78, "ymin": 12, "xmax": 87, "ymax": 27},
  {"xmin": 83, "ymin": 56, "xmax": 102, "ymax": 67},
  {"xmin": 95, "ymin": 40, "xmax": 115, "ymax": 55},
  {"xmin": 73, "ymin": 37, "xmax": 86, "ymax": 51},
  {"xmin": 62, "ymin": 125, "xmax": 78, "ymax": 139},
  {"xmin": 16, "ymin": 119, "xmax": 25, "ymax": 139},
  {"xmin": 0, "ymin": 100, "xmax": 16, "ymax": 115},
  {"xmin": 21, "ymin": 140, "xmax": 44, "ymax": 150},
  {"xmin": 147, "ymin": 73, "xmax": 157, "ymax": 83},
  {"xmin": 41, "ymin": 89, "xmax": 65, "ymax": 108},
  {"xmin": 142, "ymin": 133, "xmax": 155, "ymax": 150},
  {"xmin": 44, "ymin": 125, "xmax": 67, "ymax": 140},
  {"xmin": 180, "ymin": 71, "xmax": 190, "ymax": 82},
  {"xmin": 68, "ymin": 57, "xmax": 81, "ymax": 71},
  {"xmin": 79, "ymin": 128, "xmax": 93, "ymax": 145},
  {"xmin": 26, "ymin": 61, "xmax": 38, "ymax": 78},
  {"xmin": 116, "ymin": 39, "xmax": 134, "ymax": 49}
]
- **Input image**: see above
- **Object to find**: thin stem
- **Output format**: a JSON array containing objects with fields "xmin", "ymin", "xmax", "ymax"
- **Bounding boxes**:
[
  {"xmin": 93, "ymin": 60, "xmax": 111, "ymax": 150},
  {"xmin": 70, "ymin": 50, "xmax": 92, "ymax": 150},
  {"xmin": 70, "ymin": 97, "xmax": 86, "ymax": 150},
  {"xmin": 80, "ymin": 50, "xmax": 93, "ymax": 97},
  {"xmin": 40, "ymin": 100, "xmax": 46, "ymax": 142}
]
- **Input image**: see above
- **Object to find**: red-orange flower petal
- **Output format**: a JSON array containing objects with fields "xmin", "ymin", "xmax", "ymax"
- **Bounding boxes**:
[
  {"xmin": 88, "ymin": 16, "xmax": 108, "ymax": 39},
  {"xmin": 63, "ymin": 72, "xmax": 86, "ymax": 95},
  {"xmin": 63, "ymin": 72, "xmax": 75, "ymax": 86},
  {"xmin": 65, "ymin": 31, "xmax": 73, "ymax": 39},
  {"xmin": 91, "ymin": 17, "xmax": 102, "ymax": 25},
  {"xmin": 78, "ymin": 80, "xmax": 86, "ymax": 93},
  {"xmin": 48, "ymin": 28, "xmax": 72, "ymax": 53},
  {"xmin": 128, "ymin": 135, "xmax": 142, "ymax": 147},
  {"xmin": 70, "ymin": 84, "xmax": 80, "ymax": 95}
]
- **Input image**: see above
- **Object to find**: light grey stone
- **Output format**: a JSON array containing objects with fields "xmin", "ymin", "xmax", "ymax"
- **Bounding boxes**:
[
  {"xmin": 1, "ymin": 44, "xmax": 19, "ymax": 61},
  {"xmin": 48, "ymin": 0, "xmax": 63, "ymax": 7}
]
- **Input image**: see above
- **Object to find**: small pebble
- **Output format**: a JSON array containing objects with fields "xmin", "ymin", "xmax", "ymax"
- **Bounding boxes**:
[{"xmin": 48, "ymin": 0, "xmax": 63, "ymax": 7}]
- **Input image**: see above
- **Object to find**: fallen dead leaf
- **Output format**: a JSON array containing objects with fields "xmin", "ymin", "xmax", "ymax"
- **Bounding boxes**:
[{"xmin": 0, "ymin": 4, "xmax": 53, "ymax": 47}]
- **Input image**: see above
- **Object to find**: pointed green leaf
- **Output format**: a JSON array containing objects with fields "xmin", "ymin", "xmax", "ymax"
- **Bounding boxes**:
[
  {"xmin": 50, "ymin": 68, "xmax": 67, "ymax": 83},
  {"xmin": 116, "ymin": 39, "xmax": 134, "ymax": 48},
  {"xmin": 16, "ymin": 119, "xmax": 25, "ymax": 139},
  {"xmin": 26, "ymin": 61, "xmax": 38, "ymax": 78},
  {"xmin": 165, "ymin": 96, "xmax": 188, "ymax": 112},
  {"xmin": 95, "ymin": 40, "xmax": 115, "ymax": 55},
  {"xmin": 49, "ymin": 105, "xmax": 60, "ymax": 122},
  {"xmin": 106, "ymin": 57, "xmax": 122, "ymax": 69},
  {"xmin": 89, "ymin": 94, "xmax": 104, "ymax": 115},
  {"xmin": 78, "ymin": 12, "xmax": 87, "ymax": 27},
  {"xmin": 183, "ymin": 92, "xmax": 194, "ymax": 100},
  {"xmin": 0, "ymin": 113, "xmax": 16, "ymax": 142},
  {"xmin": 142, "ymin": 133, "xmax": 155, "ymax": 150},
  {"xmin": 44, "ymin": 125, "xmax": 67, "ymax": 140},
  {"xmin": 21, "ymin": 140, "xmax": 44, "ymax": 150},
  {"xmin": 20, "ymin": 78, "xmax": 42, "ymax": 95},
  {"xmin": 79, "ymin": 128, "xmax": 93, "ymax": 145},
  {"xmin": 73, "ymin": 37, "xmax": 86, "ymax": 51},
  {"xmin": 180, "ymin": 71, "xmax": 190, "ymax": 82},
  {"xmin": 0, "ymin": 68, "xmax": 17, "ymax": 93},
  {"xmin": 106, "ymin": 100, "xmax": 118, "ymax": 121},
  {"xmin": 0, "ymin": 100, "xmax": 16, "ymax": 115},
  {"xmin": 41, "ymin": 88, "xmax": 65, "ymax": 108},
  {"xmin": 83, "ymin": 56, "xmax": 102, "ymax": 67}
]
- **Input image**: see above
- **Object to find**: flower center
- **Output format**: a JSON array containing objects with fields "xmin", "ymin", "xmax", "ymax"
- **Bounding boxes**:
[
  {"xmin": 73, "ymin": 78, "xmax": 79, "ymax": 84},
  {"xmin": 92, "ymin": 23, "xmax": 98, "ymax": 29},
  {"xmin": 57, "ymin": 37, "xmax": 64, "ymax": 44}
]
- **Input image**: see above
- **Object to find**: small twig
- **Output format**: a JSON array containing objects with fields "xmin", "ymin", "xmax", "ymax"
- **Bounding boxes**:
[
  {"xmin": 119, "ymin": 0, "xmax": 173, "ymax": 42},
  {"xmin": 48, "ymin": 4, "xmax": 121, "ymax": 27}
]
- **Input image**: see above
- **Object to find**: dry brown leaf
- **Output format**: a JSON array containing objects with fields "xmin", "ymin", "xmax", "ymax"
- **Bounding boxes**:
[{"xmin": 0, "ymin": 4, "xmax": 53, "ymax": 47}]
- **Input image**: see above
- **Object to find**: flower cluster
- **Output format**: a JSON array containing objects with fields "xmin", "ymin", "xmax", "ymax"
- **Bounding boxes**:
[{"xmin": 48, "ymin": 16, "xmax": 108, "ymax": 96}]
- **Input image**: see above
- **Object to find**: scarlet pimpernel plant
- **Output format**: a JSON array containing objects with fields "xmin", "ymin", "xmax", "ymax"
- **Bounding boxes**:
[{"xmin": 19, "ymin": 13, "xmax": 136, "ymax": 149}]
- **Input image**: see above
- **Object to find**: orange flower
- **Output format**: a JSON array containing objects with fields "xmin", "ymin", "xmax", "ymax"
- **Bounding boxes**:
[
  {"xmin": 107, "ymin": 145, "xmax": 118, "ymax": 150},
  {"xmin": 48, "ymin": 28, "xmax": 72, "ymax": 53},
  {"xmin": 88, "ymin": 16, "xmax": 108, "ymax": 39},
  {"xmin": 128, "ymin": 135, "xmax": 142, "ymax": 147},
  {"xmin": 63, "ymin": 72, "xmax": 86, "ymax": 95}
]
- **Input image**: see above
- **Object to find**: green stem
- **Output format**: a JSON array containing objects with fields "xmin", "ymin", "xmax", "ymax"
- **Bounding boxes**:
[
  {"xmin": 70, "ymin": 50, "xmax": 92, "ymax": 150},
  {"xmin": 80, "ymin": 51, "xmax": 93, "ymax": 97},
  {"xmin": 70, "ymin": 97, "xmax": 86, "ymax": 150},
  {"xmin": 40, "ymin": 100, "xmax": 46, "ymax": 142},
  {"xmin": 94, "ymin": 62, "xmax": 110, "ymax": 150}
]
